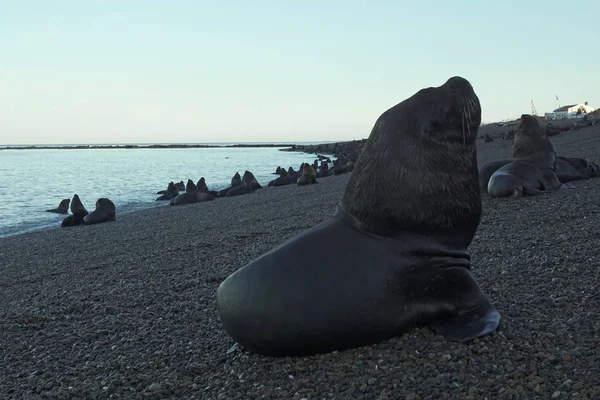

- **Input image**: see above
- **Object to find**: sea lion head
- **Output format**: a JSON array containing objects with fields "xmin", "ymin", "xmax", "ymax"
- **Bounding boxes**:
[
  {"xmin": 512, "ymin": 114, "xmax": 556, "ymax": 165},
  {"xmin": 341, "ymin": 76, "xmax": 482, "ymax": 246}
]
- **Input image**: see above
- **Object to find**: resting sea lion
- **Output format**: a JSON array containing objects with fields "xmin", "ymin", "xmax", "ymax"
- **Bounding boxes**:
[
  {"xmin": 84, "ymin": 198, "xmax": 116, "ymax": 225},
  {"xmin": 226, "ymin": 170, "xmax": 263, "ymax": 197},
  {"xmin": 169, "ymin": 191, "xmax": 215, "ymax": 206},
  {"xmin": 46, "ymin": 199, "xmax": 70, "ymax": 214},
  {"xmin": 487, "ymin": 115, "xmax": 563, "ymax": 197},
  {"xmin": 480, "ymin": 157, "xmax": 600, "ymax": 190},
  {"xmin": 216, "ymin": 76, "xmax": 500, "ymax": 357},
  {"xmin": 176, "ymin": 181, "xmax": 185, "ymax": 191}
]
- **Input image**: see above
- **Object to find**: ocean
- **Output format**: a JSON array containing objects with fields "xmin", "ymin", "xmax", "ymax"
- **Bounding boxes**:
[{"xmin": 0, "ymin": 145, "xmax": 331, "ymax": 238}]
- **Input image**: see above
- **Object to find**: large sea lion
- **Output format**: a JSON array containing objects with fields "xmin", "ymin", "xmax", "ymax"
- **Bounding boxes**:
[
  {"xmin": 84, "ymin": 198, "xmax": 117, "ymax": 225},
  {"xmin": 487, "ymin": 115, "xmax": 563, "ymax": 197},
  {"xmin": 480, "ymin": 156, "xmax": 600, "ymax": 190},
  {"xmin": 46, "ymin": 199, "xmax": 70, "ymax": 214},
  {"xmin": 216, "ymin": 76, "xmax": 500, "ymax": 357},
  {"xmin": 297, "ymin": 163, "xmax": 317, "ymax": 186}
]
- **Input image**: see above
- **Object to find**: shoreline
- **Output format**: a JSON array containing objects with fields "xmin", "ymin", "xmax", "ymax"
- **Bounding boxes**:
[{"xmin": 0, "ymin": 143, "xmax": 303, "ymax": 151}]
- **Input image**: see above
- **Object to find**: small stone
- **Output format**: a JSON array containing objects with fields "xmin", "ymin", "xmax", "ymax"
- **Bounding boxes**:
[
  {"xmin": 406, "ymin": 394, "xmax": 417, "ymax": 400},
  {"xmin": 562, "ymin": 354, "xmax": 572, "ymax": 361},
  {"xmin": 147, "ymin": 383, "xmax": 162, "ymax": 392},
  {"xmin": 441, "ymin": 354, "xmax": 451, "ymax": 361},
  {"xmin": 42, "ymin": 381, "xmax": 54, "ymax": 390},
  {"xmin": 551, "ymin": 391, "xmax": 561, "ymax": 399},
  {"xmin": 449, "ymin": 382, "xmax": 460, "ymax": 389},
  {"xmin": 368, "ymin": 377, "xmax": 377, "ymax": 385},
  {"xmin": 28, "ymin": 377, "xmax": 38, "ymax": 388},
  {"xmin": 468, "ymin": 387, "xmax": 478, "ymax": 396},
  {"xmin": 557, "ymin": 379, "xmax": 572, "ymax": 392}
]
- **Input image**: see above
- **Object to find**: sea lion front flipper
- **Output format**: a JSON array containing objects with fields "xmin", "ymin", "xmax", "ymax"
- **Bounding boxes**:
[
  {"xmin": 540, "ymin": 169, "xmax": 562, "ymax": 190},
  {"xmin": 429, "ymin": 301, "xmax": 501, "ymax": 342},
  {"xmin": 426, "ymin": 267, "xmax": 500, "ymax": 342}
]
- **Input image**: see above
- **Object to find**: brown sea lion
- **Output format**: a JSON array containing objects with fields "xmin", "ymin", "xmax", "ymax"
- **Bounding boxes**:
[
  {"xmin": 186, "ymin": 179, "xmax": 198, "ymax": 193},
  {"xmin": 217, "ymin": 76, "xmax": 499, "ymax": 357},
  {"xmin": 156, "ymin": 182, "xmax": 179, "ymax": 201}
]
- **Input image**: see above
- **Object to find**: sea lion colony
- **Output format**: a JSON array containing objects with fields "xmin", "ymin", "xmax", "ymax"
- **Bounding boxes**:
[{"xmin": 49, "ymin": 76, "xmax": 599, "ymax": 358}]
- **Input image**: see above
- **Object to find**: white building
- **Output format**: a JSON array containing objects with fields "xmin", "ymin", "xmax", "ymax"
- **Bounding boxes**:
[{"xmin": 545, "ymin": 102, "xmax": 596, "ymax": 120}]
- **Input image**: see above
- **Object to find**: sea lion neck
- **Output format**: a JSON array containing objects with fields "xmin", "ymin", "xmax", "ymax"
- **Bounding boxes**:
[{"xmin": 333, "ymin": 204, "xmax": 477, "ymax": 253}]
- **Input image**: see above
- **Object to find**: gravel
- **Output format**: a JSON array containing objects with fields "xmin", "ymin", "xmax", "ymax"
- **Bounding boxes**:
[{"xmin": 1, "ymin": 125, "xmax": 599, "ymax": 399}]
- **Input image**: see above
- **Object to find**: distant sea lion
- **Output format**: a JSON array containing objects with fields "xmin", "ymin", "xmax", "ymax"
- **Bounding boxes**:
[
  {"xmin": 61, "ymin": 194, "xmax": 88, "ymax": 228},
  {"xmin": 156, "ymin": 182, "xmax": 179, "ymax": 201},
  {"xmin": 297, "ymin": 163, "xmax": 317, "ymax": 186},
  {"xmin": 480, "ymin": 157, "xmax": 600, "ymax": 190},
  {"xmin": 46, "ymin": 199, "xmax": 70, "ymax": 214},
  {"xmin": 84, "ymin": 198, "xmax": 117, "ymax": 225},
  {"xmin": 268, "ymin": 168, "xmax": 301, "ymax": 187},
  {"xmin": 217, "ymin": 172, "xmax": 243, "ymax": 197},
  {"xmin": 226, "ymin": 170, "xmax": 262, "ymax": 197},
  {"xmin": 487, "ymin": 115, "xmax": 563, "ymax": 197},
  {"xmin": 186, "ymin": 179, "xmax": 198, "ymax": 193},
  {"xmin": 273, "ymin": 166, "xmax": 282, "ymax": 175},
  {"xmin": 169, "ymin": 192, "xmax": 216, "ymax": 206},
  {"xmin": 216, "ymin": 76, "xmax": 500, "ymax": 357},
  {"xmin": 197, "ymin": 177, "xmax": 209, "ymax": 192},
  {"xmin": 176, "ymin": 181, "xmax": 185, "ymax": 191},
  {"xmin": 70, "ymin": 194, "xmax": 88, "ymax": 218}
]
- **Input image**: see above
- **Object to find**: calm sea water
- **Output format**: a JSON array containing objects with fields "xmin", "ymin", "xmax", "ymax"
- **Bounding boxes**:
[{"xmin": 0, "ymin": 146, "xmax": 328, "ymax": 238}]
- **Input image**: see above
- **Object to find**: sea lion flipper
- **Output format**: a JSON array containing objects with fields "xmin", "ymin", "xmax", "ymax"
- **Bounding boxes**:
[
  {"xmin": 539, "ymin": 169, "xmax": 561, "ymax": 190},
  {"xmin": 429, "ymin": 302, "xmax": 500, "ymax": 342}
]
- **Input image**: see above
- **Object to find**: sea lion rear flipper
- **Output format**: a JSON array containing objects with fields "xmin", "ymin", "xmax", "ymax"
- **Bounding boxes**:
[{"xmin": 429, "ymin": 302, "xmax": 501, "ymax": 342}]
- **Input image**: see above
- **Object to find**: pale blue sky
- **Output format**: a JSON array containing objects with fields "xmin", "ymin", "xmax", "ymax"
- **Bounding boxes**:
[{"xmin": 1, "ymin": 1, "xmax": 598, "ymax": 145}]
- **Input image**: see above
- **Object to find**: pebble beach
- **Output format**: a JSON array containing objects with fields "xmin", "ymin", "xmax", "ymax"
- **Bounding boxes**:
[{"xmin": 1, "ymin": 124, "xmax": 599, "ymax": 399}]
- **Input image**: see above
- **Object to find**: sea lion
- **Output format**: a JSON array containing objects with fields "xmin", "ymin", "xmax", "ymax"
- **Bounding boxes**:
[
  {"xmin": 480, "ymin": 156, "xmax": 600, "ymax": 190},
  {"xmin": 297, "ymin": 163, "xmax": 317, "ymax": 186},
  {"xmin": 268, "ymin": 168, "xmax": 301, "ymax": 187},
  {"xmin": 46, "ymin": 198, "xmax": 70, "ymax": 214},
  {"xmin": 61, "ymin": 215, "xmax": 84, "ymax": 228},
  {"xmin": 176, "ymin": 181, "xmax": 185, "ymax": 191},
  {"xmin": 186, "ymin": 179, "xmax": 198, "ymax": 193},
  {"xmin": 156, "ymin": 182, "xmax": 179, "ymax": 201},
  {"xmin": 169, "ymin": 191, "xmax": 216, "ymax": 206},
  {"xmin": 226, "ymin": 170, "xmax": 263, "ymax": 197},
  {"xmin": 84, "ymin": 198, "xmax": 117, "ymax": 225},
  {"xmin": 70, "ymin": 194, "xmax": 88, "ymax": 218},
  {"xmin": 273, "ymin": 166, "xmax": 282, "ymax": 175},
  {"xmin": 487, "ymin": 115, "xmax": 563, "ymax": 197},
  {"xmin": 216, "ymin": 76, "xmax": 500, "ymax": 357},
  {"xmin": 60, "ymin": 194, "xmax": 88, "ymax": 228},
  {"xmin": 197, "ymin": 177, "xmax": 209, "ymax": 192},
  {"xmin": 217, "ymin": 172, "xmax": 243, "ymax": 197}
]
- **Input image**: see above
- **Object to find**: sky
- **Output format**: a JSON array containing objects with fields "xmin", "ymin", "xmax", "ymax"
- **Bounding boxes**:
[{"xmin": 1, "ymin": 1, "xmax": 599, "ymax": 145}]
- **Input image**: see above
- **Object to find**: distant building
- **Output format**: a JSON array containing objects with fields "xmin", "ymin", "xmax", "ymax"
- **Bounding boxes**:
[{"xmin": 545, "ymin": 102, "xmax": 596, "ymax": 120}]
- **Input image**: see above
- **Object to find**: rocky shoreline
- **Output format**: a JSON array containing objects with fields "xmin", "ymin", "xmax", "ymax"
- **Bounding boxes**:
[{"xmin": 1, "ymin": 123, "xmax": 600, "ymax": 399}]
